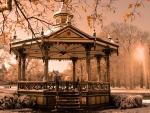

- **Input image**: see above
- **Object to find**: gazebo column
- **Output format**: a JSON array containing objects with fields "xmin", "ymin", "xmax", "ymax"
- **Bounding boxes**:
[
  {"xmin": 44, "ymin": 50, "xmax": 49, "ymax": 82},
  {"xmin": 85, "ymin": 46, "xmax": 91, "ymax": 81},
  {"xmin": 71, "ymin": 57, "xmax": 77, "ymax": 82},
  {"xmin": 17, "ymin": 48, "xmax": 25, "ymax": 81},
  {"xmin": 103, "ymin": 49, "xmax": 111, "ymax": 82},
  {"xmin": 95, "ymin": 55, "xmax": 102, "ymax": 82},
  {"xmin": 21, "ymin": 54, "xmax": 26, "ymax": 81},
  {"xmin": 18, "ymin": 55, "xmax": 21, "ymax": 81}
]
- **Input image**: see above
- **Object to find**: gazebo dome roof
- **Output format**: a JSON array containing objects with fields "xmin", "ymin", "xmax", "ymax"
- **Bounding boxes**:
[
  {"xmin": 53, "ymin": 3, "xmax": 73, "ymax": 27},
  {"xmin": 53, "ymin": 3, "xmax": 68, "ymax": 17}
]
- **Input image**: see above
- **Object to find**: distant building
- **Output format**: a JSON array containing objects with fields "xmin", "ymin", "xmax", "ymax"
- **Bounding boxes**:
[{"xmin": 49, "ymin": 70, "xmax": 62, "ymax": 81}]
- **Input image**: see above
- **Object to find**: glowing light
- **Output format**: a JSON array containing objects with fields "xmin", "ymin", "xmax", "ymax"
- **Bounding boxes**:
[{"xmin": 131, "ymin": 42, "xmax": 149, "ymax": 88}]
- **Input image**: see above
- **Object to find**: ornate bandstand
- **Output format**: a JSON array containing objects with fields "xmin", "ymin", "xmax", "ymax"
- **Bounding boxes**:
[{"xmin": 10, "ymin": 2, "xmax": 118, "ymax": 111}]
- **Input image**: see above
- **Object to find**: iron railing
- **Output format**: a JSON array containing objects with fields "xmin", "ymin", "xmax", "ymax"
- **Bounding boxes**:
[{"xmin": 18, "ymin": 81, "xmax": 110, "ymax": 92}]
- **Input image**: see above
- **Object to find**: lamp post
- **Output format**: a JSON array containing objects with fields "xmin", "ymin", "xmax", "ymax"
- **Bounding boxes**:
[{"xmin": 13, "ymin": 30, "xmax": 17, "ymax": 40}]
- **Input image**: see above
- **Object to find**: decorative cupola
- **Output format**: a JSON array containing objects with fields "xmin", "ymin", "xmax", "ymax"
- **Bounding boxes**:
[{"xmin": 53, "ymin": 3, "xmax": 73, "ymax": 27}]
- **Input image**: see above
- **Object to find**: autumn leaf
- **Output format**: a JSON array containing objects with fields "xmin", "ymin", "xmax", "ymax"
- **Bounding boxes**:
[
  {"xmin": 37, "ymin": 13, "xmax": 41, "ymax": 17},
  {"xmin": 93, "ymin": 3, "xmax": 96, "ymax": 7},
  {"xmin": 123, "ymin": 13, "xmax": 130, "ymax": 18},
  {"xmin": 46, "ymin": 0, "xmax": 50, "ymax": 2},
  {"xmin": 137, "ymin": 13, "xmax": 141, "ymax": 17},
  {"xmin": 43, "ymin": 9, "xmax": 45, "ymax": 12},
  {"xmin": 69, "ymin": 6, "xmax": 72, "ymax": 11},
  {"xmin": 81, "ymin": 6, "xmax": 86, "ymax": 12},
  {"xmin": 33, "ymin": 1, "xmax": 38, "ymax": 5},
  {"xmin": 74, "ymin": 6, "xmax": 78, "ymax": 8},
  {"xmin": 135, "ymin": 3, "xmax": 141, "ymax": 7},
  {"xmin": 64, "ymin": 0, "xmax": 69, "ymax": 3},
  {"xmin": 98, "ymin": 13, "xmax": 102, "ymax": 17},
  {"xmin": 128, "ymin": 4, "xmax": 132, "ymax": 8},
  {"xmin": 87, "ymin": 16, "xmax": 91, "ymax": 26},
  {"xmin": 123, "ymin": 19, "xmax": 127, "ymax": 23},
  {"xmin": 99, "ymin": 19, "xmax": 103, "ymax": 22},
  {"xmin": 106, "ymin": 3, "xmax": 110, "ymax": 8}
]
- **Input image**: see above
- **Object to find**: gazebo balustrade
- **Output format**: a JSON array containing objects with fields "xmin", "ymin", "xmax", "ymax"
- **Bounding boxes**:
[{"xmin": 17, "ymin": 81, "xmax": 110, "ymax": 92}]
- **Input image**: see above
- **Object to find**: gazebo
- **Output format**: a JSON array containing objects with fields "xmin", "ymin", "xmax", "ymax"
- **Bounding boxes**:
[{"xmin": 10, "ymin": 3, "xmax": 118, "ymax": 110}]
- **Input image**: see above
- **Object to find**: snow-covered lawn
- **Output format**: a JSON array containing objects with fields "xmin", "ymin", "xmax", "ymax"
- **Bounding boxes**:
[
  {"xmin": 0, "ymin": 87, "xmax": 150, "ymax": 112},
  {"xmin": 99, "ymin": 100, "xmax": 150, "ymax": 113},
  {"xmin": 1, "ymin": 101, "xmax": 150, "ymax": 113}
]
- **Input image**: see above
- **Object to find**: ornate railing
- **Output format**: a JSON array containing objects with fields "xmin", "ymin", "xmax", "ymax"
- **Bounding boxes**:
[{"xmin": 18, "ymin": 81, "xmax": 110, "ymax": 92}]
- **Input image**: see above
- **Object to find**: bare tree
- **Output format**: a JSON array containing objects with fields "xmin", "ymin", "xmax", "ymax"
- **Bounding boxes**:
[{"xmin": 99, "ymin": 22, "xmax": 150, "ymax": 89}]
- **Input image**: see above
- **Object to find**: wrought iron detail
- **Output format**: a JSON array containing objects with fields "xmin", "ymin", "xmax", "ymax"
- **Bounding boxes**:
[{"xmin": 18, "ymin": 81, "xmax": 110, "ymax": 92}]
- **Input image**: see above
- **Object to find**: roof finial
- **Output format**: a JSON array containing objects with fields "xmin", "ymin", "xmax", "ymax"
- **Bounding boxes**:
[
  {"xmin": 41, "ymin": 27, "xmax": 44, "ymax": 35},
  {"xmin": 108, "ymin": 33, "xmax": 114, "ymax": 43},
  {"xmin": 93, "ymin": 30, "xmax": 96, "ymax": 50},
  {"xmin": 108, "ymin": 33, "xmax": 111, "ymax": 40},
  {"xmin": 93, "ymin": 29, "xmax": 96, "ymax": 37}
]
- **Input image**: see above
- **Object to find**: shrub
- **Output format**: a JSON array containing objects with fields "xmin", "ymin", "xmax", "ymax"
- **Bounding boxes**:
[
  {"xmin": 111, "ymin": 94, "xmax": 143, "ymax": 109},
  {"xmin": 0, "ymin": 93, "xmax": 36, "ymax": 110}
]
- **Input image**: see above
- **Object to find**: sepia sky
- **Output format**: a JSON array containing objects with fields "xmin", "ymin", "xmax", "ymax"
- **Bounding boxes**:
[{"xmin": 15, "ymin": 0, "xmax": 150, "ymax": 72}]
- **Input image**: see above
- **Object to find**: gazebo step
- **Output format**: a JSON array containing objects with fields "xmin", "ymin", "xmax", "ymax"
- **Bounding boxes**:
[
  {"xmin": 56, "ymin": 91, "xmax": 81, "ymax": 110},
  {"xmin": 58, "ymin": 106, "xmax": 80, "ymax": 109},
  {"xmin": 57, "ymin": 102, "xmax": 80, "ymax": 105},
  {"xmin": 57, "ymin": 99, "xmax": 79, "ymax": 102}
]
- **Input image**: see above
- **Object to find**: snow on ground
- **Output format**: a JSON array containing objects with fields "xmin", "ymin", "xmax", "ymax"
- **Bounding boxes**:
[
  {"xmin": 0, "ymin": 87, "xmax": 150, "ymax": 112},
  {"xmin": 98, "ymin": 100, "xmax": 150, "ymax": 113}
]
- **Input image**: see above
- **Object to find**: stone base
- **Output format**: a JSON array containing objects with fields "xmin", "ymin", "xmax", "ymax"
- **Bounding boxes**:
[{"xmin": 18, "ymin": 90, "xmax": 110, "ymax": 110}]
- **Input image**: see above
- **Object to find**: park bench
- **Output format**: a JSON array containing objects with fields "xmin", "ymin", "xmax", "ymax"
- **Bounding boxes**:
[{"xmin": 4, "ymin": 85, "xmax": 11, "ymax": 88}]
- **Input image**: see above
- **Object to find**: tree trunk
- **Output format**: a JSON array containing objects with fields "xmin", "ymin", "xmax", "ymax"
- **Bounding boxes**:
[{"xmin": 140, "ymin": 72, "xmax": 143, "ymax": 88}]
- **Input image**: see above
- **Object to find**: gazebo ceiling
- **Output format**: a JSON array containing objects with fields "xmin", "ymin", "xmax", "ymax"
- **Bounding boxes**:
[{"xmin": 10, "ymin": 25, "xmax": 119, "ymax": 60}]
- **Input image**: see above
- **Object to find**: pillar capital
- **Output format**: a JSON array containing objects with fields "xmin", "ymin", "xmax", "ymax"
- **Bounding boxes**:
[
  {"xmin": 41, "ymin": 42, "xmax": 51, "ymax": 51},
  {"xmin": 95, "ymin": 55, "xmax": 103, "ymax": 59},
  {"xmin": 70, "ymin": 57, "xmax": 78, "ymax": 62},
  {"xmin": 16, "ymin": 48, "xmax": 26, "ymax": 57},
  {"xmin": 102, "ymin": 48, "xmax": 112, "ymax": 56},
  {"xmin": 83, "ymin": 44, "xmax": 92, "ymax": 51}
]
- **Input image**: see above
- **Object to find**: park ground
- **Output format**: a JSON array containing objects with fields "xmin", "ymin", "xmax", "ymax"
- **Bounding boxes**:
[{"xmin": 0, "ymin": 86, "xmax": 150, "ymax": 113}]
